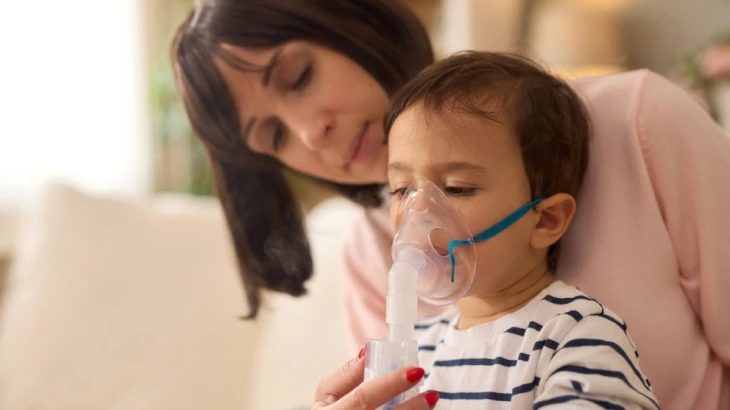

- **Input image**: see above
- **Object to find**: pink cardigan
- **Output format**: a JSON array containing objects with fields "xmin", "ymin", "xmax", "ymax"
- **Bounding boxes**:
[{"xmin": 341, "ymin": 70, "xmax": 730, "ymax": 410}]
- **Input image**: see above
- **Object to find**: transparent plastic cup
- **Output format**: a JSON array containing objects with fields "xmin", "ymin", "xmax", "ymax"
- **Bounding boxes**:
[{"xmin": 364, "ymin": 339, "xmax": 420, "ymax": 410}]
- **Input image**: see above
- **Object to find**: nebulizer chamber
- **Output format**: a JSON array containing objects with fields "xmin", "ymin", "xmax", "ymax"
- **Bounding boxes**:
[{"xmin": 363, "ymin": 180, "xmax": 477, "ymax": 407}]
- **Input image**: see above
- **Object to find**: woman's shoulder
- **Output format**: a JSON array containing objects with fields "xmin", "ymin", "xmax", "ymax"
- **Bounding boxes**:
[
  {"xmin": 345, "ymin": 193, "xmax": 394, "ymax": 242},
  {"xmin": 568, "ymin": 69, "xmax": 653, "ymax": 104},
  {"xmin": 567, "ymin": 69, "xmax": 699, "ymax": 135},
  {"xmin": 568, "ymin": 70, "xmax": 651, "ymax": 126}
]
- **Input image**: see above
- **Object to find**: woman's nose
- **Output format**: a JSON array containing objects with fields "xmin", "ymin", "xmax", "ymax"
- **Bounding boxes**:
[{"xmin": 295, "ymin": 114, "xmax": 335, "ymax": 152}]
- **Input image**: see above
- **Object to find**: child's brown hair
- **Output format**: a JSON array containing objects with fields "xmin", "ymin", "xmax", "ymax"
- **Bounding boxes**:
[{"xmin": 384, "ymin": 51, "xmax": 591, "ymax": 271}]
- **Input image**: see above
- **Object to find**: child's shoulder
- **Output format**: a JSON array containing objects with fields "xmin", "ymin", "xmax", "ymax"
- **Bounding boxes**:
[
  {"xmin": 536, "ymin": 280, "xmax": 605, "ymax": 317},
  {"xmin": 533, "ymin": 281, "xmax": 632, "ymax": 343}
]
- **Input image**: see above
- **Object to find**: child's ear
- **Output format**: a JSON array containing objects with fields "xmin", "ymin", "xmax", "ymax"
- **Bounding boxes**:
[{"xmin": 530, "ymin": 193, "xmax": 576, "ymax": 250}]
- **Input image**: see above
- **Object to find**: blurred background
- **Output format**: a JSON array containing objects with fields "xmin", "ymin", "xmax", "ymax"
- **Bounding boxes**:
[
  {"xmin": 1, "ymin": 0, "xmax": 729, "ymax": 207},
  {"xmin": 0, "ymin": 1, "xmax": 728, "ymax": 409}
]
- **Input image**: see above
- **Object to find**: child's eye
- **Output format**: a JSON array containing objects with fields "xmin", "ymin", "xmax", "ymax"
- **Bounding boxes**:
[
  {"xmin": 444, "ymin": 186, "xmax": 476, "ymax": 197},
  {"xmin": 390, "ymin": 188, "xmax": 407, "ymax": 198}
]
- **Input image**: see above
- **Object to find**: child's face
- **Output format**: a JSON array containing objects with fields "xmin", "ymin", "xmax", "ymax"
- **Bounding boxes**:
[{"xmin": 388, "ymin": 104, "xmax": 546, "ymax": 298}]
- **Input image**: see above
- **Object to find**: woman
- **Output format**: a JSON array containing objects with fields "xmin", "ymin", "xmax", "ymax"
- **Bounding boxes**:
[{"xmin": 172, "ymin": 1, "xmax": 730, "ymax": 409}]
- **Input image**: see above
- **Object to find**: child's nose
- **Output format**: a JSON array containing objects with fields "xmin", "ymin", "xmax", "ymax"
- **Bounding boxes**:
[{"xmin": 410, "ymin": 193, "xmax": 430, "ymax": 212}]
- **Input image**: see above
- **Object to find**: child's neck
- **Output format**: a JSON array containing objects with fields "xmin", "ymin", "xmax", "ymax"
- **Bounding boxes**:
[{"xmin": 455, "ymin": 263, "xmax": 555, "ymax": 330}]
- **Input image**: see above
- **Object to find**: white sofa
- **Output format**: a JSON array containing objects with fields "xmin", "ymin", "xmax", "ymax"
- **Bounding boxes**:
[{"xmin": 0, "ymin": 183, "xmax": 361, "ymax": 410}]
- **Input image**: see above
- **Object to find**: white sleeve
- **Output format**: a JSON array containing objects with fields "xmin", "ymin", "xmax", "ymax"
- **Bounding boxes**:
[{"xmin": 534, "ymin": 313, "xmax": 659, "ymax": 409}]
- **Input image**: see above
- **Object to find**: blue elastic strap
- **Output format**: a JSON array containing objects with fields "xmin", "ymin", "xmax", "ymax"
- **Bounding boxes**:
[{"xmin": 447, "ymin": 197, "xmax": 546, "ymax": 282}]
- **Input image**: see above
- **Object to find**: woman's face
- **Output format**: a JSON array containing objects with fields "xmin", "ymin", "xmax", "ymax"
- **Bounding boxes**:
[{"xmin": 214, "ymin": 41, "xmax": 390, "ymax": 184}]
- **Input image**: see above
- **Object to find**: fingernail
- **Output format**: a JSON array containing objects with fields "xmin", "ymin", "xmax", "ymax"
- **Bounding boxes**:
[
  {"xmin": 357, "ymin": 346, "xmax": 366, "ymax": 359},
  {"xmin": 425, "ymin": 391, "xmax": 439, "ymax": 407},
  {"xmin": 406, "ymin": 367, "xmax": 425, "ymax": 383}
]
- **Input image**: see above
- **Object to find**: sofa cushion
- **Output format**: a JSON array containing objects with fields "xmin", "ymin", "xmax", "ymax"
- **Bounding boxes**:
[
  {"xmin": 0, "ymin": 183, "xmax": 256, "ymax": 409},
  {"xmin": 0, "ymin": 183, "xmax": 364, "ymax": 410},
  {"xmin": 0, "ymin": 206, "xmax": 20, "ymax": 301}
]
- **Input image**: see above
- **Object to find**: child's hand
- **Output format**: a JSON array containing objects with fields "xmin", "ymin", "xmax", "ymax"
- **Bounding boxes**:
[{"xmin": 312, "ymin": 349, "xmax": 439, "ymax": 410}]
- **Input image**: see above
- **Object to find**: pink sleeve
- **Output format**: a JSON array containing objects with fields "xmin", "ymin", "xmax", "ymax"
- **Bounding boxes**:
[
  {"xmin": 637, "ymin": 73, "xmax": 730, "ymax": 364},
  {"xmin": 341, "ymin": 207, "xmax": 393, "ymax": 353}
]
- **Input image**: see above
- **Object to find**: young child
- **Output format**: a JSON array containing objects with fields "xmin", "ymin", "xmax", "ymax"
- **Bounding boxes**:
[{"xmin": 384, "ymin": 51, "xmax": 659, "ymax": 409}]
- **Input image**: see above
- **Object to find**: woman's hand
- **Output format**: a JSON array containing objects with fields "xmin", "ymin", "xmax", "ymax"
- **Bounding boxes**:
[{"xmin": 312, "ymin": 349, "xmax": 439, "ymax": 409}]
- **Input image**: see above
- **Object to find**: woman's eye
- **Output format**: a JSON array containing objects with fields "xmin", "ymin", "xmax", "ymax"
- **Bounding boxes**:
[
  {"xmin": 272, "ymin": 122, "xmax": 287, "ymax": 152},
  {"xmin": 444, "ymin": 186, "xmax": 476, "ymax": 197},
  {"xmin": 389, "ymin": 188, "xmax": 407, "ymax": 198},
  {"xmin": 291, "ymin": 64, "xmax": 312, "ymax": 90}
]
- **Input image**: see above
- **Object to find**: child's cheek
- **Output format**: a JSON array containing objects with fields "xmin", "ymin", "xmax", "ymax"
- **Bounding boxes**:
[
  {"xmin": 474, "ymin": 225, "xmax": 533, "ymax": 289},
  {"xmin": 471, "ymin": 240, "xmax": 511, "ymax": 292}
]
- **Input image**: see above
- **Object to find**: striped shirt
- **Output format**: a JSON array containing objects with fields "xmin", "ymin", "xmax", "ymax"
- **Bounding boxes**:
[{"xmin": 415, "ymin": 281, "xmax": 659, "ymax": 409}]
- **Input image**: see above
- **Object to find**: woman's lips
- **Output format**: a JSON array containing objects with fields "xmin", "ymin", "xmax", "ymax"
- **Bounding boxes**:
[{"xmin": 344, "ymin": 123, "xmax": 371, "ymax": 166}]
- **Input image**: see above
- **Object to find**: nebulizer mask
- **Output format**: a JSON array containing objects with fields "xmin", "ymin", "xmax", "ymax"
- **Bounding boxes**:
[{"xmin": 363, "ymin": 179, "xmax": 544, "ymax": 408}]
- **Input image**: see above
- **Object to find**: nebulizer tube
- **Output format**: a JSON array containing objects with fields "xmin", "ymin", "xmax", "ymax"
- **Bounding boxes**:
[
  {"xmin": 363, "ymin": 180, "xmax": 478, "ymax": 409},
  {"xmin": 386, "ymin": 248, "xmax": 420, "ymax": 343}
]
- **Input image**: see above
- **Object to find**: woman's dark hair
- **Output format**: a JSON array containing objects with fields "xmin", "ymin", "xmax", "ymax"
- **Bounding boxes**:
[
  {"xmin": 385, "ymin": 51, "xmax": 591, "ymax": 272},
  {"xmin": 171, "ymin": 0, "xmax": 433, "ymax": 318}
]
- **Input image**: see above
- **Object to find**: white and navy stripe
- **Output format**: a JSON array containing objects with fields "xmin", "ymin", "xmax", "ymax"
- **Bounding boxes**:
[{"xmin": 414, "ymin": 280, "xmax": 658, "ymax": 409}]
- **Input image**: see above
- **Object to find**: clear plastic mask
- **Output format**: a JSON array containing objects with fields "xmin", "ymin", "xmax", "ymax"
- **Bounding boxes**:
[{"xmin": 391, "ymin": 179, "xmax": 477, "ymax": 305}]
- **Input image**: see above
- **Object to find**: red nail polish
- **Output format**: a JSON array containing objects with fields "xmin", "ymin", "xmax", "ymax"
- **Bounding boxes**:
[
  {"xmin": 424, "ymin": 391, "xmax": 439, "ymax": 407},
  {"xmin": 406, "ymin": 367, "xmax": 425, "ymax": 383},
  {"xmin": 358, "ymin": 346, "xmax": 366, "ymax": 359}
]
